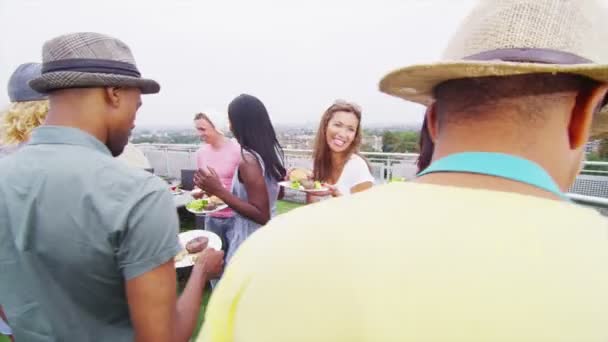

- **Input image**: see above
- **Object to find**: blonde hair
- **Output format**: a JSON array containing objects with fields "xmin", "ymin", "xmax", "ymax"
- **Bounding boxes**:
[{"xmin": 0, "ymin": 100, "xmax": 49, "ymax": 145}]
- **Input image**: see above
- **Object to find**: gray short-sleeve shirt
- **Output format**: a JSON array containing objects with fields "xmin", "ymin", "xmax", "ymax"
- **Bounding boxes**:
[{"xmin": 0, "ymin": 126, "xmax": 181, "ymax": 341}]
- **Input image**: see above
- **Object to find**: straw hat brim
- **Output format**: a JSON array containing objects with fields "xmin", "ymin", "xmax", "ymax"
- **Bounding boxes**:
[
  {"xmin": 379, "ymin": 61, "xmax": 608, "ymax": 137},
  {"xmin": 29, "ymin": 71, "xmax": 160, "ymax": 94}
]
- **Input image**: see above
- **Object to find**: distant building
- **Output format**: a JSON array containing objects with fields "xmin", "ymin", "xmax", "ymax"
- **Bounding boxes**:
[
  {"xmin": 585, "ymin": 140, "xmax": 601, "ymax": 154},
  {"xmin": 362, "ymin": 135, "xmax": 383, "ymax": 152},
  {"xmin": 278, "ymin": 133, "xmax": 315, "ymax": 150}
]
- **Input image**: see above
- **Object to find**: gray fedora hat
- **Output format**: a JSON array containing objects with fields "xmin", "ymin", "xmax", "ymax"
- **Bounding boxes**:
[
  {"xmin": 29, "ymin": 32, "xmax": 160, "ymax": 94},
  {"xmin": 7, "ymin": 63, "xmax": 47, "ymax": 102}
]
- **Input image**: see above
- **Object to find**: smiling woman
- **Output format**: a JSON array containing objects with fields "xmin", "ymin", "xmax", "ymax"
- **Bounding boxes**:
[{"xmin": 309, "ymin": 100, "xmax": 374, "ymax": 201}]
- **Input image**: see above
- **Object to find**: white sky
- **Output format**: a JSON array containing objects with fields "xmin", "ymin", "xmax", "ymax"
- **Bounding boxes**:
[{"xmin": 0, "ymin": 0, "xmax": 477, "ymax": 127}]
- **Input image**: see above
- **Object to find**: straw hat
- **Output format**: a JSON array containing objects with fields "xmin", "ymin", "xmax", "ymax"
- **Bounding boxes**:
[
  {"xmin": 379, "ymin": 0, "xmax": 608, "ymax": 136},
  {"xmin": 30, "ymin": 32, "xmax": 159, "ymax": 94}
]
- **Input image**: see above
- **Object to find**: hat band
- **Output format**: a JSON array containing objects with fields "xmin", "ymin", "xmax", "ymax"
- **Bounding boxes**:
[
  {"xmin": 42, "ymin": 58, "xmax": 141, "ymax": 77},
  {"xmin": 463, "ymin": 48, "xmax": 592, "ymax": 65}
]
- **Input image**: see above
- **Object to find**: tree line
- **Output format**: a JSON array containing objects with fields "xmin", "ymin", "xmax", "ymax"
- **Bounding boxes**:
[{"xmin": 380, "ymin": 131, "xmax": 421, "ymax": 153}]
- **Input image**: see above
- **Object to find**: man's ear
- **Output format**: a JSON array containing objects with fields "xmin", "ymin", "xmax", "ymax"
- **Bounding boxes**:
[
  {"xmin": 569, "ymin": 84, "xmax": 608, "ymax": 150},
  {"xmin": 104, "ymin": 87, "xmax": 121, "ymax": 108},
  {"xmin": 426, "ymin": 103, "xmax": 439, "ymax": 143}
]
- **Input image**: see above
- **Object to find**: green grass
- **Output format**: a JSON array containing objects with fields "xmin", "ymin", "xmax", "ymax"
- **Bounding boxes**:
[
  {"xmin": 176, "ymin": 283, "xmax": 210, "ymax": 340},
  {"xmin": 0, "ymin": 334, "xmax": 10, "ymax": 342},
  {"xmin": 193, "ymin": 289, "xmax": 212, "ymax": 339},
  {"xmin": 276, "ymin": 200, "xmax": 304, "ymax": 215},
  {"xmin": 176, "ymin": 274, "xmax": 212, "ymax": 340},
  {"xmin": 178, "ymin": 207, "xmax": 197, "ymax": 232}
]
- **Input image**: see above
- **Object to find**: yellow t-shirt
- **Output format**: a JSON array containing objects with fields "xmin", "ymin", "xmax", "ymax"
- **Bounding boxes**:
[{"xmin": 199, "ymin": 182, "xmax": 608, "ymax": 342}]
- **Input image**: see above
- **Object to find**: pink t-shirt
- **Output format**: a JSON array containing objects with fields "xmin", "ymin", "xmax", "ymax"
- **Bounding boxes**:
[{"xmin": 196, "ymin": 138, "xmax": 241, "ymax": 218}]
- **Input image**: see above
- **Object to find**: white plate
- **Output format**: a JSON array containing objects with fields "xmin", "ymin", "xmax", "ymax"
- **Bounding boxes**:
[
  {"xmin": 175, "ymin": 230, "xmax": 223, "ymax": 268},
  {"xmin": 278, "ymin": 181, "xmax": 329, "ymax": 193},
  {"xmin": 171, "ymin": 189, "xmax": 184, "ymax": 195},
  {"xmin": 186, "ymin": 203, "xmax": 229, "ymax": 215}
]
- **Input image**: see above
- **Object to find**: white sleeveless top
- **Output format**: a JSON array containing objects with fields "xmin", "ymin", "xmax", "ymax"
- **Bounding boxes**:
[{"xmin": 334, "ymin": 154, "xmax": 375, "ymax": 195}]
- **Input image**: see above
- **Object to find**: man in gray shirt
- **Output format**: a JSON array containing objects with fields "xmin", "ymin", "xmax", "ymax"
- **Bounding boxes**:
[{"xmin": 0, "ymin": 32, "xmax": 224, "ymax": 342}]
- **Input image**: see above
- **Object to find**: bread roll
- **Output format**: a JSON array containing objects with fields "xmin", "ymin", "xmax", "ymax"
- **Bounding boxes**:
[{"xmin": 288, "ymin": 168, "xmax": 311, "ymax": 182}]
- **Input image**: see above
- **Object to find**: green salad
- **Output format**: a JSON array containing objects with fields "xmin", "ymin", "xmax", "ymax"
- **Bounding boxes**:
[
  {"xmin": 291, "ymin": 180, "xmax": 323, "ymax": 190},
  {"xmin": 187, "ymin": 199, "xmax": 208, "ymax": 211}
]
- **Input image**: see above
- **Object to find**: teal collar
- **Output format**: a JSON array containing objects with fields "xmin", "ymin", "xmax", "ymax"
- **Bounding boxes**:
[
  {"xmin": 417, "ymin": 152, "xmax": 567, "ymax": 200},
  {"xmin": 28, "ymin": 126, "xmax": 111, "ymax": 156}
]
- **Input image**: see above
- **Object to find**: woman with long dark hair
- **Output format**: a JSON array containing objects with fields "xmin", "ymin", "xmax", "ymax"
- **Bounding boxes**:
[
  {"xmin": 194, "ymin": 94, "xmax": 285, "ymax": 262},
  {"xmin": 306, "ymin": 100, "xmax": 374, "ymax": 202}
]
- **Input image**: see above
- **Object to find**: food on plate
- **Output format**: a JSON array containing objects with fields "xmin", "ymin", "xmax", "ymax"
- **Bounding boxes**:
[
  {"xmin": 284, "ymin": 169, "xmax": 324, "ymax": 191},
  {"xmin": 204, "ymin": 202, "xmax": 218, "ymax": 211},
  {"xmin": 174, "ymin": 249, "xmax": 188, "ymax": 262},
  {"xmin": 292, "ymin": 179, "xmax": 323, "ymax": 190},
  {"xmin": 186, "ymin": 236, "xmax": 208, "ymax": 253},
  {"xmin": 186, "ymin": 197, "xmax": 226, "ymax": 212},
  {"xmin": 288, "ymin": 168, "xmax": 311, "ymax": 182},
  {"xmin": 290, "ymin": 180, "xmax": 301, "ymax": 190},
  {"xmin": 191, "ymin": 253, "xmax": 204, "ymax": 263},
  {"xmin": 186, "ymin": 199, "xmax": 208, "ymax": 211},
  {"xmin": 300, "ymin": 179, "xmax": 315, "ymax": 189},
  {"xmin": 175, "ymin": 236, "xmax": 211, "ymax": 264},
  {"xmin": 208, "ymin": 196, "xmax": 225, "ymax": 205},
  {"xmin": 175, "ymin": 249, "xmax": 204, "ymax": 264},
  {"xmin": 201, "ymin": 196, "xmax": 224, "ymax": 211}
]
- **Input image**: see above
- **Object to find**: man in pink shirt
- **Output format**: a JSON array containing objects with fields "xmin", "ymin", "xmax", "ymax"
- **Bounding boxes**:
[{"xmin": 193, "ymin": 113, "xmax": 241, "ymax": 252}]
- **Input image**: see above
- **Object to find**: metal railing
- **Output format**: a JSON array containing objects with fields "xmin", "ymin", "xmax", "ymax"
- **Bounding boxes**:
[
  {"xmin": 136, "ymin": 143, "xmax": 608, "ymax": 210},
  {"xmin": 567, "ymin": 193, "xmax": 608, "ymax": 208},
  {"xmin": 136, "ymin": 143, "xmax": 421, "ymax": 182}
]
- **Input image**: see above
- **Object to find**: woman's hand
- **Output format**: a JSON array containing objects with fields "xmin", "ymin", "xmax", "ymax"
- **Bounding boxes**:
[
  {"xmin": 307, "ymin": 183, "xmax": 341, "ymax": 199},
  {"xmin": 190, "ymin": 187, "xmax": 205, "ymax": 199},
  {"xmin": 323, "ymin": 183, "xmax": 342, "ymax": 197},
  {"xmin": 194, "ymin": 168, "xmax": 225, "ymax": 197}
]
